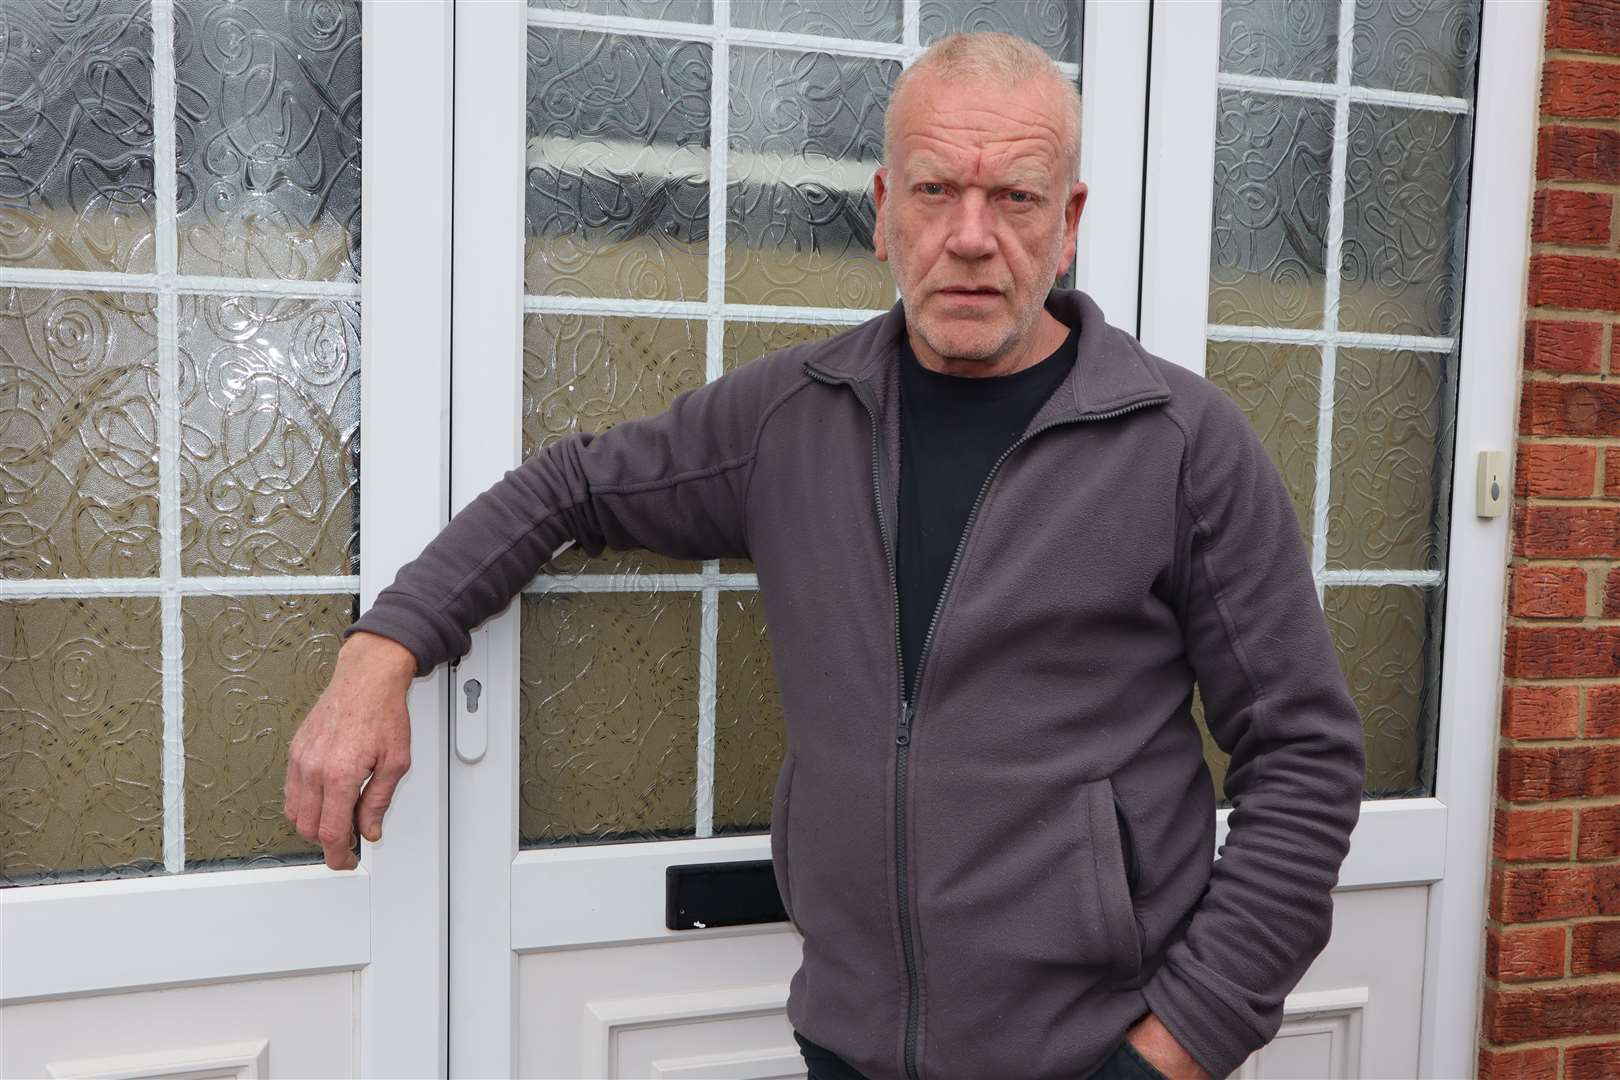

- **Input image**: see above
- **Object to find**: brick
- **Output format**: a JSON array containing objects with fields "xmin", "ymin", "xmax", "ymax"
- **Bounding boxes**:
[
  {"xmin": 1521, "ymin": 380, "xmax": 1620, "ymax": 436},
  {"xmin": 1529, "ymin": 254, "xmax": 1620, "ymax": 310},
  {"xmin": 1590, "ymin": 686, "xmax": 1620, "ymax": 736},
  {"xmin": 1491, "ymin": 863, "xmax": 1620, "ymax": 921},
  {"xmin": 1499, "ymin": 744, "xmax": 1620, "ymax": 801},
  {"xmin": 1482, "ymin": 980, "xmax": 1620, "ymax": 1041},
  {"xmin": 1567, "ymin": 1042, "xmax": 1620, "ymax": 1080},
  {"xmin": 1526, "ymin": 320, "xmax": 1604, "ymax": 374},
  {"xmin": 1504, "ymin": 686, "xmax": 1583, "ymax": 740},
  {"xmin": 1477, "ymin": 1049, "xmax": 1561, "ymax": 1080},
  {"xmin": 1606, "ymin": 447, "xmax": 1620, "ymax": 496},
  {"xmin": 1486, "ymin": 924, "xmax": 1567, "ymax": 981},
  {"xmin": 1495, "ymin": 805, "xmax": 1576, "ymax": 861},
  {"xmin": 1512, "ymin": 563, "xmax": 1589, "ymax": 617},
  {"xmin": 1504, "ymin": 624, "xmax": 1620, "ymax": 677},
  {"xmin": 1543, "ymin": 59, "xmax": 1620, "ymax": 118},
  {"xmin": 1533, "ymin": 187, "xmax": 1613, "ymax": 244},
  {"xmin": 1517, "ymin": 444, "xmax": 1597, "ymax": 499},
  {"xmin": 1512, "ymin": 506, "xmax": 1620, "ymax": 559},
  {"xmin": 1539, "ymin": 126, "xmax": 1620, "ymax": 183},
  {"xmin": 1549, "ymin": 0, "xmax": 1620, "ymax": 55},
  {"xmin": 1605, "ymin": 565, "xmax": 1620, "ymax": 616},
  {"xmin": 1579, "ymin": 804, "xmax": 1620, "ymax": 859},
  {"xmin": 1479, "ymin": 1045, "xmax": 1559, "ymax": 1080},
  {"xmin": 1572, "ymin": 919, "xmax": 1620, "ymax": 974}
]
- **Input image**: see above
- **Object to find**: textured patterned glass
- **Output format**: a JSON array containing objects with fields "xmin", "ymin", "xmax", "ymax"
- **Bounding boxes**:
[
  {"xmin": 1339, "ymin": 102, "xmax": 1474, "ymax": 338},
  {"xmin": 525, "ymin": 27, "xmax": 711, "ymax": 300},
  {"xmin": 523, "ymin": 314, "xmax": 705, "ymax": 577},
  {"xmin": 1209, "ymin": 90, "xmax": 1334, "ymax": 329},
  {"xmin": 1326, "ymin": 347, "xmax": 1457, "ymax": 573},
  {"xmin": 712, "ymin": 590, "xmax": 784, "ymax": 835},
  {"xmin": 919, "ymin": 0, "xmax": 1082, "ymax": 65},
  {"xmin": 1325, "ymin": 584, "xmax": 1438, "ymax": 797},
  {"xmin": 1218, "ymin": 0, "xmax": 1338, "ymax": 84},
  {"xmin": 182, "ymin": 593, "xmax": 353, "ymax": 870},
  {"xmin": 1352, "ymin": 0, "xmax": 1481, "ymax": 100},
  {"xmin": 1, "ymin": 597, "xmax": 164, "ymax": 887},
  {"xmin": 178, "ymin": 295, "xmax": 360, "ymax": 577},
  {"xmin": 173, "ymin": 0, "xmax": 361, "ymax": 282},
  {"xmin": 1204, "ymin": 340, "xmax": 1319, "ymax": 545},
  {"xmin": 733, "ymin": 0, "xmax": 901, "ymax": 43},
  {"xmin": 0, "ymin": 0, "xmax": 157, "ymax": 275},
  {"xmin": 530, "ymin": 0, "xmax": 712, "ymax": 21},
  {"xmin": 1, "ymin": 288, "xmax": 161, "ymax": 579},
  {"xmin": 519, "ymin": 592, "xmax": 699, "ymax": 847},
  {"xmin": 727, "ymin": 48, "xmax": 897, "ymax": 309}
]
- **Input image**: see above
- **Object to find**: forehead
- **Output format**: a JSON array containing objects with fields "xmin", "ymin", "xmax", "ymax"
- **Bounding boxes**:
[{"xmin": 889, "ymin": 72, "xmax": 1067, "ymax": 180}]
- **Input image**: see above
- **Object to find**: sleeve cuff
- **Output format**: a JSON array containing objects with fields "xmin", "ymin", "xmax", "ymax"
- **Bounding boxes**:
[
  {"xmin": 344, "ymin": 599, "xmax": 454, "ymax": 678},
  {"xmin": 1139, "ymin": 946, "xmax": 1273, "ymax": 1080}
]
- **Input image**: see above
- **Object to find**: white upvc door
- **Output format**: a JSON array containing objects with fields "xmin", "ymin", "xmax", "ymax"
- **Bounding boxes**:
[
  {"xmin": 447, "ymin": 2, "xmax": 1140, "ymax": 1076},
  {"xmin": 1139, "ymin": 1, "xmax": 1542, "ymax": 1077},
  {"xmin": 0, "ymin": 2, "xmax": 451, "ymax": 1076}
]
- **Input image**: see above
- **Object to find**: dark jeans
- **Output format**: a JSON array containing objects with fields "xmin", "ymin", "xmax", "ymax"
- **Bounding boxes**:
[{"xmin": 791, "ymin": 1030, "xmax": 1171, "ymax": 1080}]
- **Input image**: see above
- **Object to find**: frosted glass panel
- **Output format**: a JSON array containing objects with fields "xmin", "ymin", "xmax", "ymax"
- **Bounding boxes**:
[
  {"xmin": 0, "ymin": 288, "xmax": 161, "ymax": 579},
  {"xmin": 1209, "ymin": 90, "xmax": 1334, "ymax": 329},
  {"xmin": 178, "ymin": 295, "xmax": 361, "ymax": 577},
  {"xmin": 1204, "ymin": 340, "xmax": 1319, "ymax": 545},
  {"xmin": 183, "ymin": 593, "xmax": 353, "ymax": 870},
  {"xmin": 1, "ymin": 597, "xmax": 164, "ymax": 887},
  {"xmin": 524, "ymin": 27, "xmax": 712, "ymax": 300},
  {"xmin": 1325, "ymin": 584, "xmax": 1438, "ymax": 798},
  {"xmin": 734, "ymin": 0, "xmax": 901, "ymax": 42},
  {"xmin": 522, "ymin": 315, "xmax": 705, "ymax": 577},
  {"xmin": 713, "ymin": 591, "xmax": 785, "ymax": 834},
  {"xmin": 173, "ymin": 0, "xmax": 362, "ymax": 282},
  {"xmin": 919, "ymin": 0, "xmax": 1082, "ymax": 65},
  {"xmin": 726, "ymin": 47, "xmax": 897, "ymax": 309},
  {"xmin": 519, "ymin": 592, "xmax": 700, "ymax": 847},
  {"xmin": 1218, "ymin": 0, "xmax": 1338, "ymax": 83},
  {"xmin": 0, "ymin": 0, "xmax": 157, "ymax": 275}
]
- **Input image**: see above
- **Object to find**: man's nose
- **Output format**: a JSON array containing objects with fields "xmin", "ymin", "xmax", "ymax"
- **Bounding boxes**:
[{"xmin": 943, "ymin": 193, "xmax": 997, "ymax": 260}]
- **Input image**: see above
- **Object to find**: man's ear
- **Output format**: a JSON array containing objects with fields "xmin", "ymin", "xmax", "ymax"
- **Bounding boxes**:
[
  {"xmin": 872, "ymin": 166, "xmax": 890, "ymax": 263},
  {"xmin": 1055, "ymin": 179, "xmax": 1088, "ymax": 279}
]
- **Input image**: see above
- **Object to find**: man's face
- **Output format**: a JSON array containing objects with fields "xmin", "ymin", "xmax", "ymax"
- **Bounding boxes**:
[{"xmin": 873, "ymin": 72, "xmax": 1087, "ymax": 366}]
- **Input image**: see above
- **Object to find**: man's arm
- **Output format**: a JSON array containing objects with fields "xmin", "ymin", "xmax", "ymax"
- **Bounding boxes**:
[
  {"xmin": 1140, "ymin": 389, "xmax": 1368, "ymax": 1080},
  {"xmin": 284, "ymin": 358, "xmax": 788, "ymax": 868}
]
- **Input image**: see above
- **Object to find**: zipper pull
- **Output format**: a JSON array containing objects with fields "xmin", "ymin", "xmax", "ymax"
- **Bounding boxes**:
[{"xmin": 896, "ymin": 698, "xmax": 914, "ymax": 746}]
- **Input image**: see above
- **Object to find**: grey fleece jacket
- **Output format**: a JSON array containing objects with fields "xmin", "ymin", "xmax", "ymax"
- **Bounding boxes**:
[{"xmin": 345, "ymin": 287, "xmax": 1367, "ymax": 1080}]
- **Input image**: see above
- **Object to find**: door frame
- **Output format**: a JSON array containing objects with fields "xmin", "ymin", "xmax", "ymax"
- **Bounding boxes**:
[
  {"xmin": 0, "ymin": 2, "xmax": 452, "ymax": 1074},
  {"xmin": 1137, "ymin": 2, "xmax": 1545, "ymax": 1076}
]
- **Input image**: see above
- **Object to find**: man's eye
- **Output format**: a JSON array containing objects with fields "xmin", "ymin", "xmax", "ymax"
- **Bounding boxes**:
[
  {"xmin": 1004, "ymin": 190, "xmax": 1035, "ymax": 204},
  {"xmin": 916, "ymin": 183, "xmax": 946, "ymax": 196}
]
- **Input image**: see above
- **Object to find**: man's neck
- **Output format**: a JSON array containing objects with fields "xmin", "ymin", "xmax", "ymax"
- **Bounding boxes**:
[{"xmin": 908, "ymin": 309, "xmax": 1072, "ymax": 378}]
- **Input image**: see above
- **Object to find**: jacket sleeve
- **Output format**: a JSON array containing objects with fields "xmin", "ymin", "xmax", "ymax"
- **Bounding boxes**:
[
  {"xmin": 342, "ymin": 359, "xmax": 781, "ymax": 676},
  {"xmin": 1141, "ymin": 389, "xmax": 1367, "ymax": 1080}
]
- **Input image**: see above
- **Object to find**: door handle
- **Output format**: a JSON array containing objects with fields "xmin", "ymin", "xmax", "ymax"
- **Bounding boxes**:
[{"xmin": 454, "ymin": 629, "xmax": 489, "ymax": 764}]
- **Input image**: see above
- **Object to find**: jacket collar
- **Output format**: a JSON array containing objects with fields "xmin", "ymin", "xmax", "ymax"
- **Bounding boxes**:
[{"xmin": 800, "ymin": 286, "xmax": 1172, "ymax": 419}]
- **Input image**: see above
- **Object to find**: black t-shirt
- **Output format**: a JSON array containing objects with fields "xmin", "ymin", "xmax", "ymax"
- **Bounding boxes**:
[
  {"xmin": 895, "ymin": 319, "xmax": 1079, "ymax": 700},
  {"xmin": 791, "ymin": 319, "xmax": 1079, "ymax": 1075}
]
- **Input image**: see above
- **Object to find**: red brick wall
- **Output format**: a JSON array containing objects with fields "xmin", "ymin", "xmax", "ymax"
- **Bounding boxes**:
[{"xmin": 1480, "ymin": 2, "xmax": 1620, "ymax": 1076}]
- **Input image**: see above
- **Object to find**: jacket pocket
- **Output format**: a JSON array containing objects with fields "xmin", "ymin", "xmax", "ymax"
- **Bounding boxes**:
[
  {"xmin": 1077, "ymin": 776, "xmax": 1143, "ymax": 980},
  {"xmin": 770, "ymin": 751, "xmax": 798, "ymax": 926}
]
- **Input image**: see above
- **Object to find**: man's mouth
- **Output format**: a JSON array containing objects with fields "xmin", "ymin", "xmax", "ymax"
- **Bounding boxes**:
[{"xmin": 937, "ymin": 286, "xmax": 1002, "ymax": 300}]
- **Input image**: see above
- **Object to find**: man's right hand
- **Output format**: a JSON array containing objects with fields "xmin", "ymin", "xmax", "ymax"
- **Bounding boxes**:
[{"xmin": 283, "ymin": 630, "xmax": 418, "ymax": 870}]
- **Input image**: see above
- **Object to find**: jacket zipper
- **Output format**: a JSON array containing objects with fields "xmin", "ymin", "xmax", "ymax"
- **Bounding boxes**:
[{"xmin": 805, "ymin": 361, "xmax": 1167, "ymax": 1080}]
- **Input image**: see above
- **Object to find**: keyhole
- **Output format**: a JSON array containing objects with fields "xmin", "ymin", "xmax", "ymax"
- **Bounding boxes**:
[{"xmin": 463, "ymin": 678, "xmax": 482, "ymax": 714}]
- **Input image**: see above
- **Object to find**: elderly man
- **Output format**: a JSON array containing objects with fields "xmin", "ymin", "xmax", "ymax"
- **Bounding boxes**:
[{"xmin": 284, "ymin": 30, "xmax": 1365, "ymax": 1080}]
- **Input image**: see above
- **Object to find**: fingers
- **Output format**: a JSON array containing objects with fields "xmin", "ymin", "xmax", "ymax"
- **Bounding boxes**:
[
  {"xmin": 317, "ymin": 769, "xmax": 365, "ymax": 871},
  {"xmin": 356, "ymin": 752, "xmax": 409, "ymax": 843}
]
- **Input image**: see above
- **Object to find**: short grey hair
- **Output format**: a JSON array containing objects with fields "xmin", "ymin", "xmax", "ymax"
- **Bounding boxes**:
[{"xmin": 883, "ymin": 31, "xmax": 1082, "ymax": 188}]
